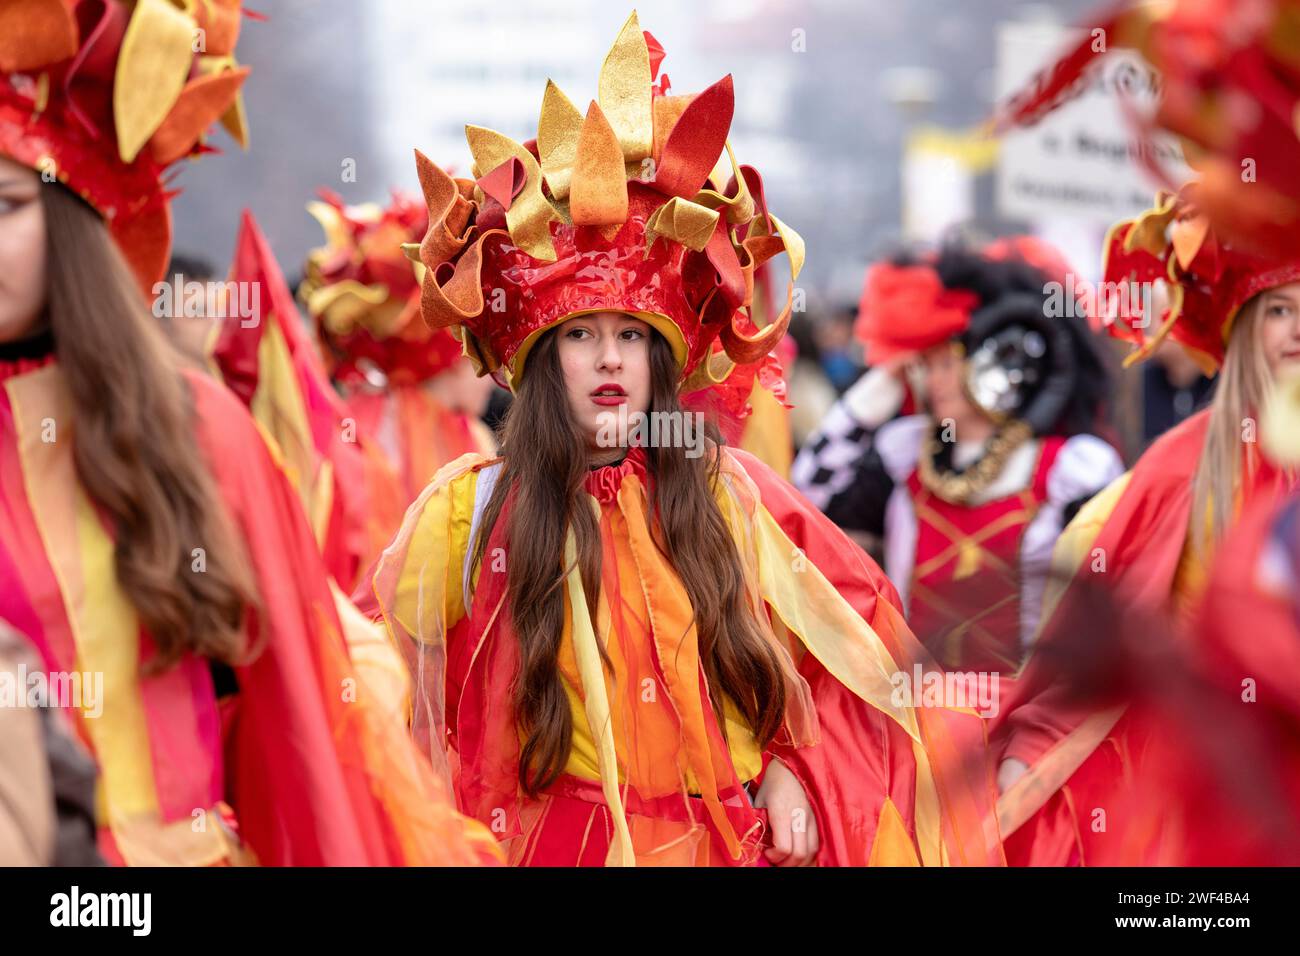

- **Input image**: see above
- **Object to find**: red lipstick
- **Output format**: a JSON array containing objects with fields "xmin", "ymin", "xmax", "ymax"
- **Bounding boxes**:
[{"xmin": 590, "ymin": 382, "xmax": 627, "ymax": 406}]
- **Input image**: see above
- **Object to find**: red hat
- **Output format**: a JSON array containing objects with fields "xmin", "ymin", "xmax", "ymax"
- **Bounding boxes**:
[
  {"xmin": 411, "ymin": 11, "xmax": 803, "ymax": 392},
  {"xmin": 0, "ymin": 0, "xmax": 252, "ymax": 294},
  {"xmin": 299, "ymin": 188, "xmax": 464, "ymax": 386},
  {"xmin": 995, "ymin": 0, "xmax": 1300, "ymax": 259},
  {"xmin": 1101, "ymin": 188, "xmax": 1300, "ymax": 373},
  {"xmin": 854, "ymin": 261, "xmax": 979, "ymax": 364}
]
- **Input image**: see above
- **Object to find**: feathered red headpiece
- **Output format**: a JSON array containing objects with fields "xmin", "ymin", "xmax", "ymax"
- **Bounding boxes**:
[{"xmin": 855, "ymin": 262, "xmax": 979, "ymax": 363}]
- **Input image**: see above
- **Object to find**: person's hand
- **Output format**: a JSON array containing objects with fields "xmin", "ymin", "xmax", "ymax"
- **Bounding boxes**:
[
  {"xmin": 997, "ymin": 757, "xmax": 1030, "ymax": 795},
  {"xmin": 754, "ymin": 757, "xmax": 820, "ymax": 866}
]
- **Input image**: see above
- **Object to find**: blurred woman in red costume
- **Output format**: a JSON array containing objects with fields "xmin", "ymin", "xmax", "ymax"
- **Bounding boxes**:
[
  {"xmin": 299, "ymin": 188, "xmax": 497, "ymax": 503},
  {"xmin": 1082, "ymin": 373, "xmax": 1300, "ymax": 865},
  {"xmin": 0, "ymin": 0, "xmax": 496, "ymax": 866},
  {"xmin": 1150, "ymin": 377, "xmax": 1300, "ymax": 864},
  {"xmin": 373, "ymin": 12, "xmax": 1002, "ymax": 868},
  {"xmin": 992, "ymin": 190, "xmax": 1300, "ymax": 865},
  {"xmin": 987, "ymin": 0, "xmax": 1300, "ymax": 866}
]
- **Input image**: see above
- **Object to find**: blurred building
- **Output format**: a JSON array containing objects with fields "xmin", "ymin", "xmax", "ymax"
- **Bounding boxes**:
[{"xmin": 171, "ymin": 0, "xmax": 1098, "ymax": 297}]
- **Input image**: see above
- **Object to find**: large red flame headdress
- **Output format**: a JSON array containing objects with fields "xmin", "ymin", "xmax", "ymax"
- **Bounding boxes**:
[{"xmin": 408, "ymin": 11, "xmax": 803, "ymax": 392}]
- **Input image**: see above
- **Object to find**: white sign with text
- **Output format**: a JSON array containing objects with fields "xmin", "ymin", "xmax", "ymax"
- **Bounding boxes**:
[{"xmin": 995, "ymin": 20, "xmax": 1191, "ymax": 225}]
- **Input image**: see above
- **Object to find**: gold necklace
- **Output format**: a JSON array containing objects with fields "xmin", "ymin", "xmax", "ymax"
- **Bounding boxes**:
[{"xmin": 917, "ymin": 418, "xmax": 1033, "ymax": 505}]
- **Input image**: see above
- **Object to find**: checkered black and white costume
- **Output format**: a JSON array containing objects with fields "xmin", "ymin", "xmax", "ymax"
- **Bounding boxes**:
[{"xmin": 793, "ymin": 367, "xmax": 1125, "ymax": 654}]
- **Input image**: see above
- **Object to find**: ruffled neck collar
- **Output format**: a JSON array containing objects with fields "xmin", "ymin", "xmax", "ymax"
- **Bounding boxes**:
[{"xmin": 584, "ymin": 445, "xmax": 648, "ymax": 503}]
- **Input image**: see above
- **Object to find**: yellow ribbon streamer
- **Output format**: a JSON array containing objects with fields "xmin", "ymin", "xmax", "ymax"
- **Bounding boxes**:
[
  {"xmin": 562, "ymin": 526, "xmax": 636, "ymax": 866},
  {"xmin": 114, "ymin": 0, "xmax": 196, "ymax": 162}
]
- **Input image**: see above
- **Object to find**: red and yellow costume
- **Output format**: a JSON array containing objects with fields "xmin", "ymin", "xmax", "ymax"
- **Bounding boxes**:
[
  {"xmin": 0, "ymin": 358, "xmax": 496, "ymax": 865},
  {"xmin": 371, "ymin": 13, "xmax": 1002, "ymax": 867},
  {"xmin": 379, "ymin": 444, "xmax": 998, "ymax": 866},
  {"xmin": 990, "ymin": 3, "xmax": 1300, "ymax": 862},
  {"xmin": 211, "ymin": 211, "xmax": 408, "ymax": 594},
  {"xmin": 210, "ymin": 212, "xmax": 421, "ymax": 714},
  {"xmin": 299, "ymin": 189, "xmax": 497, "ymax": 503},
  {"xmin": 1156, "ymin": 404, "xmax": 1300, "ymax": 864},
  {"xmin": 992, "ymin": 193, "xmax": 1300, "ymax": 865},
  {"xmin": 1092, "ymin": 490, "xmax": 1300, "ymax": 865},
  {"xmin": 0, "ymin": 0, "xmax": 498, "ymax": 866}
]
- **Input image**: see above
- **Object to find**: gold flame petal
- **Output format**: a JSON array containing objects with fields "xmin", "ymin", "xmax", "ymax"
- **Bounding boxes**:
[
  {"xmin": 114, "ymin": 0, "xmax": 198, "ymax": 163},
  {"xmin": 597, "ymin": 10, "xmax": 652, "ymax": 163},
  {"xmin": 645, "ymin": 196, "xmax": 719, "ymax": 252},
  {"xmin": 465, "ymin": 125, "xmax": 558, "ymax": 261},
  {"xmin": 538, "ymin": 80, "xmax": 584, "ymax": 201}
]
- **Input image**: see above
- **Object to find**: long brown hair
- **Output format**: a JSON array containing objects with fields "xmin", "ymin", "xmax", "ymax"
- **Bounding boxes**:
[
  {"xmin": 41, "ymin": 183, "xmax": 256, "ymax": 669},
  {"xmin": 472, "ymin": 328, "xmax": 787, "ymax": 794}
]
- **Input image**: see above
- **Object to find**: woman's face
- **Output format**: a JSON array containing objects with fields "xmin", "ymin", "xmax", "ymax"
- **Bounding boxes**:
[
  {"xmin": 1258, "ymin": 282, "xmax": 1300, "ymax": 379},
  {"xmin": 0, "ymin": 156, "xmax": 46, "ymax": 343},
  {"xmin": 918, "ymin": 341, "xmax": 981, "ymax": 427},
  {"xmin": 429, "ymin": 356, "xmax": 496, "ymax": 418},
  {"xmin": 555, "ymin": 310, "xmax": 652, "ymax": 455}
]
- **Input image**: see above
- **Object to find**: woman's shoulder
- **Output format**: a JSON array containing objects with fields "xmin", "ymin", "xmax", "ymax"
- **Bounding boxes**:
[
  {"xmin": 875, "ymin": 414, "xmax": 928, "ymax": 481},
  {"xmin": 1055, "ymin": 414, "xmax": 1213, "ymax": 565},
  {"xmin": 428, "ymin": 450, "xmax": 502, "ymax": 490},
  {"xmin": 1135, "ymin": 408, "xmax": 1212, "ymax": 477},
  {"xmin": 375, "ymin": 452, "xmax": 502, "ymax": 632},
  {"xmin": 1089, "ymin": 409, "xmax": 1211, "ymax": 517},
  {"xmin": 719, "ymin": 444, "xmax": 781, "ymax": 499},
  {"xmin": 721, "ymin": 445, "xmax": 905, "ymax": 610},
  {"xmin": 721, "ymin": 444, "xmax": 845, "ymax": 527},
  {"xmin": 404, "ymin": 451, "xmax": 502, "ymax": 527}
]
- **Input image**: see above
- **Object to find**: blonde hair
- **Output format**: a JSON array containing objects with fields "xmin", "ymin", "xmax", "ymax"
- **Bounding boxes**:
[{"xmin": 1188, "ymin": 297, "xmax": 1275, "ymax": 554}]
